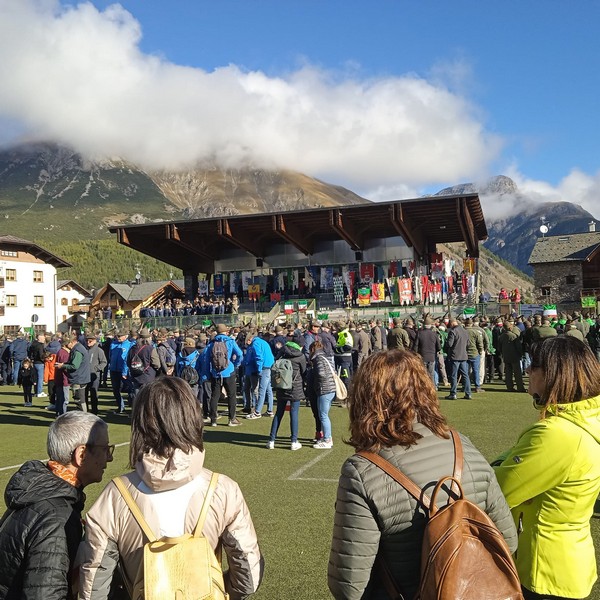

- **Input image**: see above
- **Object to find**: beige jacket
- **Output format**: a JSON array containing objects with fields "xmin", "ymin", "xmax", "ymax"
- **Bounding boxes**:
[{"xmin": 78, "ymin": 448, "xmax": 264, "ymax": 600}]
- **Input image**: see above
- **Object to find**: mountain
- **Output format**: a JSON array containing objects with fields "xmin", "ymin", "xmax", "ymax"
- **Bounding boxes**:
[
  {"xmin": 436, "ymin": 176, "xmax": 599, "ymax": 274},
  {"xmin": 0, "ymin": 142, "xmax": 366, "ymax": 243}
]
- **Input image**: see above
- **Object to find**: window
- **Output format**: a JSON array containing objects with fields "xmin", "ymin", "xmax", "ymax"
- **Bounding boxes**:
[
  {"xmin": 33, "ymin": 296, "xmax": 44, "ymax": 308},
  {"xmin": 6, "ymin": 295, "xmax": 17, "ymax": 307},
  {"xmin": 72, "ymin": 298, "xmax": 79, "ymax": 306},
  {"xmin": 3, "ymin": 325, "xmax": 19, "ymax": 336},
  {"xmin": 61, "ymin": 298, "xmax": 68, "ymax": 306},
  {"xmin": 1, "ymin": 250, "xmax": 18, "ymax": 257},
  {"xmin": 566, "ymin": 275, "xmax": 576, "ymax": 285},
  {"xmin": 33, "ymin": 271, "xmax": 44, "ymax": 283},
  {"xmin": 541, "ymin": 287, "xmax": 551, "ymax": 296},
  {"xmin": 5, "ymin": 269, "xmax": 16, "ymax": 281}
]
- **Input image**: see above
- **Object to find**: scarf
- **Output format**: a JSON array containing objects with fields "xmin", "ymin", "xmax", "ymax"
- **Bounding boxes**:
[{"xmin": 47, "ymin": 460, "xmax": 81, "ymax": 488}]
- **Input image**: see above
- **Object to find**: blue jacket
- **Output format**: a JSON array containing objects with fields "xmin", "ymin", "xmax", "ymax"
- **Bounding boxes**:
[
  {"xmin": 176, "ymin": 349, "xmax": 200, "ymax": 376},
  {"xmin": 245, "ymin": 337, "xmax": 274, "ymax": 374},
  {"xmin": 109, "ymin": 339, "xmax": 134, "ymax": 376},
  {"xmin": 201, "ymin": 335, "xmax": 243, "ymax": 379},
  {"xmin": 9, "ymin": 338, "xmax": 29, "ymax": 361}
]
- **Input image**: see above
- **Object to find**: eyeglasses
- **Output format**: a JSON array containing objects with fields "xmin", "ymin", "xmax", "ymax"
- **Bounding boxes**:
[{"xmin": 86, "ymin": 443, "xmax": 116, "ymax": 458}]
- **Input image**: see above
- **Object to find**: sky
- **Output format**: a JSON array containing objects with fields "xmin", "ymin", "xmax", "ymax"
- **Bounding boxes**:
[{"xmin": 1, "ymin": 0, "xmax": 599, "ymax": 219}]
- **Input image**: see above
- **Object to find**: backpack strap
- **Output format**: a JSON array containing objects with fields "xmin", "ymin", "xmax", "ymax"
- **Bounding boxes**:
[
  {"xmin": 193, "ymin": 472, "xmax": 219, "ymax": 537},
  {"xmin": 113, "ymin": 477, "xmax": 157, "ymax": 542},
  {"xmin": 357, "ymin": 428, "xmax": 463, "ymax": 512},
  {"xmin": 357, "ymin": 451, "xmax": 433, "ymax": 511}
]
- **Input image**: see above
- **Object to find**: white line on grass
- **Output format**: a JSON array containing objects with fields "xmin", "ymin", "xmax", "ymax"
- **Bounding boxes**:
[
  {"xmin": 0, "ymin": 441, "xmax": 130, "ymax": 472},
  {"xmin": 287, "ymin": 451, "xmax": 338, "ymax": 482}
]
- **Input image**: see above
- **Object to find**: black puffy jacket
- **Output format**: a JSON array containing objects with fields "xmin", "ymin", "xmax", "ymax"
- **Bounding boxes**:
[
  {"xmin": 0, "ymin": 461, "xmax": 85, "ymax": 600},
  {"xmin": 275, "ymin": 343, "xmax": 307, "ymax": 401}
]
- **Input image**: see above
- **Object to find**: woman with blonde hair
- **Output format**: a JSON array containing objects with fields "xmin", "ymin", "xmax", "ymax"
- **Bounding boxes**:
[
  {"xmin": 328, "ymin": 349, "xmax": 516, "ymax": 599},
  {"xmin": 494, "ymin": 336, "xmax": 600, "ymax": 600}
]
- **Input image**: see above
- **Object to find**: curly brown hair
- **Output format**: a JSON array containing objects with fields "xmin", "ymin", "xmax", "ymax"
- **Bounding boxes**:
[{"xmin": 348, "ymin": 349, "xmax": 448, "ymax": 452}]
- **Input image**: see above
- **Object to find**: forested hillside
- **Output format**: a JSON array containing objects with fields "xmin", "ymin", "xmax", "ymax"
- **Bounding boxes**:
[{"xmin": 42, "ymin": 239, "xmax": 182, "ymax": 290}]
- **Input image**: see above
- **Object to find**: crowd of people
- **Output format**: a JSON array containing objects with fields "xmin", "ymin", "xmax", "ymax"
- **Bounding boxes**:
[{"xmin": 1, "ymin": 310, "xmax": 600, "ymax": 599}]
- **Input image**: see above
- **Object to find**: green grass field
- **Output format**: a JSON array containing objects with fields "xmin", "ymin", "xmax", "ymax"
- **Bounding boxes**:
[{"xmin": 1, "ymin": 380, "xmax": 599, "ymax": 599}]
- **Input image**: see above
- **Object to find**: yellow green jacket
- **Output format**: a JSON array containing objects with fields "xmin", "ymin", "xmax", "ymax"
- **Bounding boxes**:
[{"xmin": 494, "ymin": 396, "xmax": 600, "ymax": 598}]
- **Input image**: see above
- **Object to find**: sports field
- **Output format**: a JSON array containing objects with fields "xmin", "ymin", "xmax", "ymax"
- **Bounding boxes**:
[{"xmin": 1, "ymin": 380, "xmax": 599, "ymax": 600}]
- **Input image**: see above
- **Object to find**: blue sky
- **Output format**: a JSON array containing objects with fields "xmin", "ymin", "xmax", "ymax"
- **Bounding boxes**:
[{"xmin": 1, "ymin": 0, "xmax": 599, "ymax": 216}]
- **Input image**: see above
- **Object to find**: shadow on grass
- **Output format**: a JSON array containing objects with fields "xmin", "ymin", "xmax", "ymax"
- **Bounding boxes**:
[{"xmin": 0, "ymin": 408, "xmax": 55, "ymax": 426}]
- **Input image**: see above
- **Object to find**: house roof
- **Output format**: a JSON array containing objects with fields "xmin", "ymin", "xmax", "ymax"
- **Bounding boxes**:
[
  {"xmin": 93, "ymin": 280, "xmax": 184, "ymax": 305},
  {"xmin": 0, "ymin": 235, "xmax": 71, "ymax": 268},
  {"xmin": 529, "ymin": 231, "xmax": 600, "ymax": 265},
  {"xmin": 57, "ymin": 279, "xmax": 91, "ymax": 296}
]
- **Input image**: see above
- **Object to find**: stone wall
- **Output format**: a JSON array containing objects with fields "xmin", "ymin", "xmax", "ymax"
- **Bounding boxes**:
[{"xmin": 533, "ymin": 261, "xmax": 583, "ymax": 303}]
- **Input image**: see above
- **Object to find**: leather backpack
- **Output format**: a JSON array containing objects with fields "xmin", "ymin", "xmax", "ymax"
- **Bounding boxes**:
[{"xmin": 359, "ymin": 430, "xmax": 523, "ymax": 600}]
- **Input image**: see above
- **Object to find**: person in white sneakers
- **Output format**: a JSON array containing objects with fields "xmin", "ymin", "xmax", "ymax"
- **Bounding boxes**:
[
  {"xmin": 309, "ymin": 340, "xmax": 336, "ymax": 449},
  {"xmin": 266, "ymin": 335, "xmax": 306, "ymax": 450}
]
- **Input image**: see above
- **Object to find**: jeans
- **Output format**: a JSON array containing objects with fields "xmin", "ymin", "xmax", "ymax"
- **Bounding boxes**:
[
  {"xmin": 12, "ymin": 360, "xmax": 21, "ymax": 387},
  {"xmin": 110, "ymin": 370, "xmax": 126, "ymax": 412},
  {"xmin": 243, "ymin": 372, "xmax": 256, "ymax": 412},
  {"xmin": 34, "ymin": 363, "xmax": 45, "ymax": 395},
  {"xmin": 521, "ymin": 351, "xmax": 531, "ymax": 373},
  {"xmin": 450, "ymin": 360, "xmax": 471, "ymax": 397},
  {"xmin": 317, "ymin": 392, "xmax": 335, "ymax": 441},
  {"xmin": 56, "ymin": 385, "xmax": 70, "ymax": 415},
  {"xmin": 468, "ymin": 356, "xmax": 480, "ymax": 389},
  {"xmin": 269, "ymin": 396, "xmax": 300, "ymax": 442},
  {"xmin": 423, "ymin": 360, "xmax": 435, "ymax": 383},
  {"xmin": 252, "ymin": 368, "xmax": 273, "ymax": 414}
]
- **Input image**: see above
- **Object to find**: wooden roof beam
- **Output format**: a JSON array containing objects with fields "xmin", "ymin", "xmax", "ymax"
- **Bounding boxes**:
[
  {"xmin": 272, "ymin": 215, "xmax": 313, "ymax": 256},
  {"xmin": 389, "ymin": 204, "xmax": 426, "ymax": 258},
  {"xmin": 218, "ymin": 218, "xmax": 263, "ymax": 257},
  {"xmin": 167, "ymin": 224, "xmax": 217, "ymax": 261},
  {"xmin": 456, "ymin": 197, "xmax": 479, "ymax": 257},
  {"xmin": 329, "ymin": 209, "xmax": 364, "ymax": 251},
  {"xmin": 118, "ymin": 228, "xmax": 212, "ymax": 273}
]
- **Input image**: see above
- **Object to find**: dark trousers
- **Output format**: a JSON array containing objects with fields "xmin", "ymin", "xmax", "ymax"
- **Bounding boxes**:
[
  {"xmin": 110, "ymin": 370, "xmax": 125, "ymax": 412},
  {"xmin": 210, "ymin": 374, "xmax": 237, "ymax": 422},
  {"xmin": 85, "ymin": 373, "xmax": 100, "ymax": 414},
  {"xmin": 0, "ymin": 361, "xmax": 7, "ymax": 385},
  {"xmin": 22, "ymin": 384, "xmax": 33, "ymax": 404},
  {"xmin": 197, "ymin": 381, "xmax": 212, "ymax": 417}
]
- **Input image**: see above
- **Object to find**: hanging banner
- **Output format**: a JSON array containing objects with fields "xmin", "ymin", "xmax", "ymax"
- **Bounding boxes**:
[
  {"xmin": 358, "ymin": 287, "xmax": 371, "ymax": 306},
  {"xmin": 360, "ymin": 263, "xmax": 374, "ymax": 284},
  {"xmin": 230, "ymin": 272, "xmax": 238, "ymax": 294},
  {"xmin": 371, "ymin": 282, "xmax": 384, "ymax": 302},
  {"xmin": 320, "ymin": 267, "xmax": 334, "ymax": 290},
  {"xmin": 198, "ymin": 280, "xmax": 209, "ymax": 296},
  {"xmin": 305, "ymin": 267, "xmax": 316, "ymax": 291},
  {"xmin": 386, "ymin": 277, "xmax": 399, "ymax": 304},
  {"xmin": 292, "ymin": 269, "xmax": 299, "ymax": 289},
  {"xmin": 581, "ymin": 296, "xmax": 597, "ymax": 308},
  {"xmin": 297, "ymin": 299, "xmax": 308, "ymax": 311},
  {"xmin": 214, "ymin": 274, "xmax": 224, "ymax": 296},
  {"xmin": 389, "ymin": 261, "xmax": 398, "ymax": 277},
  {"xmin": 242, "ymin": 271, "xmax": 252, "ymax": 291},
  {"xmin": 543, "ymin": 304, "xmax": 557, "ymax": 317},
  {"xmin": 248, "ymin": 284, "xmax": 261, "ymax": 301},
  {"xmin": 333, "ymin": 276, "xmax": 344, "ymax": 303},
  {"xmin": 284, "ymin": 302, "xmax": 294, "ymax": 315}
]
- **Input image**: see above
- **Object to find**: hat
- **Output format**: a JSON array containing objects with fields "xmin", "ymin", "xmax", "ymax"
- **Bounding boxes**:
[
  {"xmin": 184, "ymin": 337, "xmax": 196, "ymax": 348},
  {"xmin": 216, "ymin": 323, "xmax": 229, "ymax": 334},
  {"xmin": 85, "ymin": 331, "xmax": 96, "ymax": 339},
  {"xmin": 423, "ymin": 316, "xmax": 434, "ymax": 326},
  {"xmin": 138, "ymin": 328, "xmax": 152, "ymax": 339},
  {"xmin": 114, "ymin": 329, "xmax": 127, "ymax": 337},
  {"xmin": 291, "ymin": 334, "xmax": 304, "ymax": 347}
]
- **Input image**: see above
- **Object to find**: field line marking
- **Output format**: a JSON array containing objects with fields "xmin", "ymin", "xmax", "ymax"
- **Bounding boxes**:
[
  {"xmin": 0, "ymin": 441, "xmax": 130, "ymax": 473},
  {"xmin": 288, "ymin": 451, "xmax": 332, "ymax": 481}
]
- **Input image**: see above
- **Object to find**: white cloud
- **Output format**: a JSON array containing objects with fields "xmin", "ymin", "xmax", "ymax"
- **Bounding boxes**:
[
  {"xmin": 502, "ymin": 166, "xmax": 600, "ymax": 220},
  {"xmin": 0, "ymin": 0, "xmax": 502, "ymax": 189}
]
